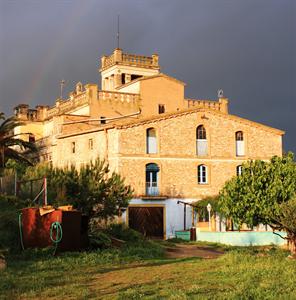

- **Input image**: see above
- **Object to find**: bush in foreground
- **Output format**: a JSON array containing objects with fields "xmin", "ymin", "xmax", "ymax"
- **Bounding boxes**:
[{"xmin": 0, "ymin": 195, "xmax": 28, "ymax": 254}]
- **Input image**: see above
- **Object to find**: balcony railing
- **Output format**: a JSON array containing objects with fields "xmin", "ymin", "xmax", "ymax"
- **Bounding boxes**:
[
  {"xmin": 122, "ymin": 53, "xmax": 153, "ymax": 67},
  {"xmin": 146, "ymin": 182, "xmax": 159, "ymax": 196},
  {"xmin": 101, "ymin": 51, "xmax": 159, "ymax": 70}
]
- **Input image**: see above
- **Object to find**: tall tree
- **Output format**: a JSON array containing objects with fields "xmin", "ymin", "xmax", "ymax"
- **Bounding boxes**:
[
  {"xmin": 23, "ymin": 159, "xmax": 133, "ymax": 221},
  {"xmin": 0, "ymin": 113, "xmax": 37, "ymax": 170},
  {"xmin": 219, "ymin": 153, "xmax": 296, "ymax": 255}
]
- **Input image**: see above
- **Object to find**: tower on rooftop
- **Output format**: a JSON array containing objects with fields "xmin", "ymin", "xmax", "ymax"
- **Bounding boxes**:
[{"xmin": 99, "ymin": 48, "xmax": 160, "ymax": 91}]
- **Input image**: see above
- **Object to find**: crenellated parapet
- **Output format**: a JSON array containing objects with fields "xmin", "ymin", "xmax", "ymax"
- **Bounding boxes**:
[
  {"xmin": 100, "ymin": 48, "xmax": 159, "ymax": 71},
  {"xmin": 46, "ymin": 93, "xmax": 88, "ymax": 118},
  {"xmin": 14, "ymin": 104, "xmax": 49, "ymax": 122},
  {"xmin": 186, "ymin": 97, "xmax": 228, "ymax": 114},
  {"xmin": 98, "ymin": 90, "xmax": 140, "ymax": 105},
  {"xmin": 100, "ymin": 49, "xmax": 160, "ymax": 91}
]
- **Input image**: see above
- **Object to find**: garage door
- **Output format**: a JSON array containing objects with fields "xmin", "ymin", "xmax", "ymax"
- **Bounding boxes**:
[{"xmin": 128, "ymin": 206, "xmax": 164, "ymax": 238}]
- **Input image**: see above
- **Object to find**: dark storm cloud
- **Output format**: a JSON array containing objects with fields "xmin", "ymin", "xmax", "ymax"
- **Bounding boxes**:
[{"xmin": 0, "ymin": 0, "xmax": 295, "ymax": 152}]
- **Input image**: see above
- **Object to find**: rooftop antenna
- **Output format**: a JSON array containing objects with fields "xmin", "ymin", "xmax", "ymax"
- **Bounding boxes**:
[
  {"xmin": 60, "ymin": 79, "xmax": 65, "ymax": 99},
  {"xmin": 117, "ymin": 14, "xmax": 120, "ymax": 49}
]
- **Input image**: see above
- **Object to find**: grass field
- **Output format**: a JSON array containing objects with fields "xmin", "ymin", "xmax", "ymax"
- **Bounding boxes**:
[
  {"xmin": 1, "ymin": 198, "xmax": 295, "ymax": 299},
  {"xmin": 1, "ymin": 242, "xmax": 296, "ymax": 300}
]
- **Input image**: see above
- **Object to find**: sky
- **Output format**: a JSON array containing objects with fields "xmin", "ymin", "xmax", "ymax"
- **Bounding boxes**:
[{"xmin": 0, "ymin": 0, "xmax": 295, "ymax": 153}]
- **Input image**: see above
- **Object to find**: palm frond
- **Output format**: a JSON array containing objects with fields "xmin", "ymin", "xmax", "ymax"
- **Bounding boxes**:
[
  {"xmin": 0, "ymin": 117, "xmax": 23, "ymax": 134},
  {"xmin": 0, "ymin": 116, "xmax": 38, "ymax": 168},
  {"xmin": 1, "ymin": 137, "xmax": 37, "ymax": 150},
  {"xmin": 3, "ymin": 147, "xmax": 34, "ymax": 166}
]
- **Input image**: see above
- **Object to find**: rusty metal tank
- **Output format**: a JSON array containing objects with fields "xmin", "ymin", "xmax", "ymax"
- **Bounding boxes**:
[{"xmin": 20, "ymin": 207, "xmax": 88, "ymax": 251}]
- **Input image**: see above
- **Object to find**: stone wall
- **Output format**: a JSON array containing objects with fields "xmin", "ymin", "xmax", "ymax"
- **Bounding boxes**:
[
  {"xmin": 54, "ymin": 130, "xmax": 107, "ymax": 169},
  {"xmin": 117, "ymin": 110, "xmax": 283, "ymax": 198}
]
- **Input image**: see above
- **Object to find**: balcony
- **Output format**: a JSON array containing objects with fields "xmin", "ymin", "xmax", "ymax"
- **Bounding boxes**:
[{"xmin": 146, "ymin": 182, "xmax": 159, "ymax": 196}]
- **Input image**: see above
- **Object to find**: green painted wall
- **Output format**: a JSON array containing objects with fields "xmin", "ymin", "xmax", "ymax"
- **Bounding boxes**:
[
  {"xmin": 175, "ymin": 230, "xmax": 191, "ymax": 241},
  {"xmin": 196, "ymin": 231, "xmax": 287, "ymax": 246}
]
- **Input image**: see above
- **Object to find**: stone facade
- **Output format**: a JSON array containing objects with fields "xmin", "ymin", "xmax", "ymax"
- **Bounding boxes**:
[
  {"xmin": 13, "ymin": 48, "xmax": 284, "ymax": 238},
  {"xmin": 117, "ymin": 109, "xmax": 282, "ymax": 198}
]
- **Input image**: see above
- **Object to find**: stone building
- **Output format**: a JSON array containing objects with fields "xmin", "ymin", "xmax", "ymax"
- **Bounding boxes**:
[{"xmin": 14, "ymin": 48, "xmax": 284, "ymax": 238}]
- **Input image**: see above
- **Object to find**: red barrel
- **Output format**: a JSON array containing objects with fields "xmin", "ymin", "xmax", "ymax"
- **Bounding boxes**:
[{"xmin": 21, "ymin": 208, "xmax": 88, "ymax": 251}]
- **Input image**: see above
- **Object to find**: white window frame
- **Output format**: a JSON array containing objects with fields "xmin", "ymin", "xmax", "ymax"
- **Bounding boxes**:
[
  {"xmin": 236, "ymin": 165, "xmax": 243, "ymax": 176},
  {"xmin": 146, "ymin": 163, "xmax": 160, "ymax": 196},
  {"xmin": 146, "ymin": 128, "xmax": 157, "ymax": 154},
  {"xmin": 196, "ymin": 125, "xmax": 208, "ymax": 156},
  {"xmin": 198, "ymin": 165, "xmax": 208, "ymax": 184},
  {"xmin": 235, "ymin": 131, "xmax": 245, "ymax": 156}
]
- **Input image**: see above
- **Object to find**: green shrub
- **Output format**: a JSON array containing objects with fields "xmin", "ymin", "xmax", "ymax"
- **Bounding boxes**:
[
  {"xmin": 89, "ymin": 231, "xmax": 112, "ymax": 249},
  {"xmin": 105, "ymin": 223, "xmax": 144, "ymax": 243},
  {"xmin": 0, "ymin": 195, "xmax": 27, "ymax": 254},
  {"xmin": 22, "ymin": 159, "xmax": 133, "ymax": 221},
  {"xmin": 104, "ymin": 224, "xmax": 164, "ymax": 259}
]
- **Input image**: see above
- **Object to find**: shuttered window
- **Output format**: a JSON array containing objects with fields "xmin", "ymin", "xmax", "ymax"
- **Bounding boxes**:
[
  {"xmin": 235, "ymin": 131, "xmax": 245, "ymax": 156},
  {"xmin": 196, "ymin": 125, "xmax": 207, "ymax": 156},
  {"xmin": 147, "ymin": 128, "xmax": 157, "ymax": 154}
]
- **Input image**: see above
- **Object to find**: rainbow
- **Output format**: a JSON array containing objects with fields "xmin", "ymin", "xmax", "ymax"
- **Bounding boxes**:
[{"xmin": 23, "ymin": 1, "xmax": 97, "ymax": 107}]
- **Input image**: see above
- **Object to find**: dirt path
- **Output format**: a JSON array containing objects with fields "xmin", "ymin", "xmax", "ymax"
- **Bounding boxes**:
[{"xmin": 165, "ymin": 244, "xmax": 224, "ymax": 259}]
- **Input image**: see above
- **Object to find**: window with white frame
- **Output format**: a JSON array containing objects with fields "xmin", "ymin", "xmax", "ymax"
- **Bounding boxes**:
[
  {"xmin": 197, "ymin": 164, "xmax": 208, "ymax": 184},
  {"xmin": 146, "ymin": 128, "xmax": 157, "ymax": 154},
  {"xmin": 146, "ymin": 163, "xmax": 160, "ymax": 196},
  {"xmin": 235, "ymin": 131, "xmax": 245, "ymax": 156},
  {"xmin": 236, "ymin": 165, "xmax": 243, "ymax": 176},
  {"xmin": 196, "ymin": 125, "xmax": 207, "ymax": 156}
]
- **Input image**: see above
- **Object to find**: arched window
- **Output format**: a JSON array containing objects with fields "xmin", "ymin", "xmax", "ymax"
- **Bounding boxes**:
[
  {"xmin": 235, "ymin": 131, "xmax": 245, "ymax": 156},
  {"xmin": 146, "ymin": 163, "xmax": 160, "ymax": 196},
  {"xmin": 236, "ymin": 131, "xmax": 243, "ymax": 141},
  {"xmin": 197, "ymin": 164, "xmax": 208, "ymax": 184},
  {"xmin": 196, "ymin": 125, "xmax": 207, "ymax": 156},
  {"xmin": 236, "ymin": 165, "xmax": 243, "ymax": 176},
  {"xmin": 146, "ymin": 128, "xmax": 157, "ymax": 154}
]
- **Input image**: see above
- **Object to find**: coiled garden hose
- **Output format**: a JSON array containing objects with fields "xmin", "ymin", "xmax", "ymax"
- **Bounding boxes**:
[
  {"xmin": 18, "ymin": 213, "xmax": 25, "ymax": 251},
  {"xmin": 18, "ymin": 213, "xmax": 63, "ymax": 256},
  {"xmin": 50, "ymin": 221, "xmax": 63, "ymax": 256}
]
